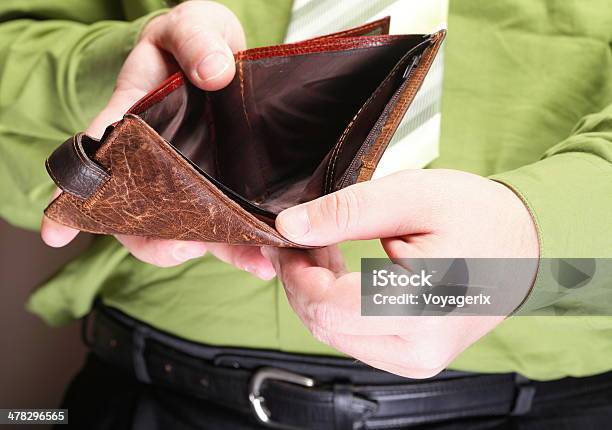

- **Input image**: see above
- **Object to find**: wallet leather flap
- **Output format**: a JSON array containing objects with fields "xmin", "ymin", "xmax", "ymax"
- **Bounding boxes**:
[
  {"xmin": 45, "ymin": 115, "xmax": 296, "ymax": 246},
  {"xmin": 306, "ymin": 17, "xmax": 390, "ymax": 41},
  {"xmin": 46, "ymin": 133, "xmax": 109, "ymax": 199}
]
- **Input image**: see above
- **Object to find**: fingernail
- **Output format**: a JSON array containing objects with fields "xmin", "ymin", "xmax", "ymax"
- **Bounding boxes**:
[
  {"xmin": 196, "ymin": 52, "xmax": 230, "ymax": 83},
  {"xmin": 173, "ymin": 245, "xmax": 205, "ymax": 262},
  {"xmin": 277, "ymin": 207, "xmax": 310, "ymax": 239}
]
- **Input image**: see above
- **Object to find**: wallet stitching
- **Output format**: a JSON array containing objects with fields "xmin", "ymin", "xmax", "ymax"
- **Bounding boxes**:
[
  {"xmin": 93, "ymin": 115, "xmax": 125, "ymax": 163},
  {"xmin": 239, "ymin": 37, "xmax": 404, "ymax": 59},
  {"xmin": 64, "ymin": 192, "xmax": 118, "ymax": 232},
  {"xmin": 236, "ymin": 36, "xmax": 412, "ymax": 62},
  {"xmin": 82, "ymin": 119, "xmax": 131, "ymax": 211},
  {"xmin": 324, "ymin": 42, "xmax": 421, "ymax": 193},
  {"xmin": 239, "ymin": 35, "xmax": 406, "ymax": 55},
  {"xmin": 82, "ymin": 174, "xmax": 114, "ymax": 214}
]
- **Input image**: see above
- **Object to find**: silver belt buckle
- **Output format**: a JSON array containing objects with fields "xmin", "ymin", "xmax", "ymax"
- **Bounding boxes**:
[{"xmin": 248, "ymin": 367, "xmax": 315, "ymax": 429}]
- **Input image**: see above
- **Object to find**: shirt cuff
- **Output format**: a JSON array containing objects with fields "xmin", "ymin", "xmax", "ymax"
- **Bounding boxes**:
[{"xmin": 491, "ymin": 152, "xmax": 612, "ymax": 315}]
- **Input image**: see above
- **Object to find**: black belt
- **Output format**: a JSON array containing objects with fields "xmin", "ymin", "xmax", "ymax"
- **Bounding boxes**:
[{"xmin": 84, "ymin": 303, "xmax": 610, "ymax": 430}]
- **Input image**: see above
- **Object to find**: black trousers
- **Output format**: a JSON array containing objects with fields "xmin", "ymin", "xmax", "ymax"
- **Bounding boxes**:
[{"xmin": 59, "ymin": 353, "xmax": 612, "ymax": 430}]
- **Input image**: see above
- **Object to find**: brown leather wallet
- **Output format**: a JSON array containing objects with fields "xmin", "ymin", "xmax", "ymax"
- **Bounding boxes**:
[{"xmin": 45, "ymin": 18, "xmax": 445, "ymax": 247}]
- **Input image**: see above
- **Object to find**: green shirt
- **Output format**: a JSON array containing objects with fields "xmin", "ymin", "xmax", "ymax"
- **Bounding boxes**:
[{"xmin": 1, "ymin": 0, "xmax": 611, "ymax": 381}]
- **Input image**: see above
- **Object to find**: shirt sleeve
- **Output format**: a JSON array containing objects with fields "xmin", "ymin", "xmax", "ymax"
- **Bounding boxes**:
[
  {"xmin": 491, "ymin": 102, "xmax": 612, "ymax": 315},
  {"xmin": 0, "ymin": 6, "xmax": 165, "ymax": 230}
]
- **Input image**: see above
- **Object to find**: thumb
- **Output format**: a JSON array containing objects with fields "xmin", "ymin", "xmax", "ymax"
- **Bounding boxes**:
[
  {"xmin": 143, "ymin": 2, "xmax": 246, "ymax": 91},
  {"xmin": 276, "ymin": 172, "xmax": 436, "ymax": 246}
]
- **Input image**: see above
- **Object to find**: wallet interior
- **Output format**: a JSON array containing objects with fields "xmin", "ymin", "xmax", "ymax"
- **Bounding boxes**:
[{"xmin": 130, "ymin": 35, "xmax": 432, "ymax": 221}]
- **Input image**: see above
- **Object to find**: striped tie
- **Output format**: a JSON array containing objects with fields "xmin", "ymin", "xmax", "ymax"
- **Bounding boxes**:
[{"xmin": 284, "ymin": 0, "xmax": 447, "ymax": 175}]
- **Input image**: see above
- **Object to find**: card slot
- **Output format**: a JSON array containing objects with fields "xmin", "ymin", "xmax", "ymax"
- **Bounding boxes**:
[{"xmin": 319, "ymin": 37, "xmax": 435, "ymax": 195}]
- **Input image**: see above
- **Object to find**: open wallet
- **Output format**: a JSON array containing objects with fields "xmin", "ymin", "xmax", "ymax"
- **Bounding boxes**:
[{"xmin": 45, "ymin": 18, "xmax": 445, "ymax": 247}]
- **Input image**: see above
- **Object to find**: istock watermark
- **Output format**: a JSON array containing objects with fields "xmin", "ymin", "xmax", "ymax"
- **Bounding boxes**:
[
  {"xmin": 372, "ymin": 269, "xmax": 433, "ymax": 287},
  {"xmin": 361, "ymin": 258, "xmax": 612, "ymax": 316}
]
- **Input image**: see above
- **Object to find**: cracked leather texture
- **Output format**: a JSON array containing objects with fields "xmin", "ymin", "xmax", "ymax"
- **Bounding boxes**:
[
  {"xmin": 46, "ymin": 115, "xmax": 294, "ymax": 246},
  {"xmin": 44, "ymin": 19, "xmax": 445, "ymax": 248}
]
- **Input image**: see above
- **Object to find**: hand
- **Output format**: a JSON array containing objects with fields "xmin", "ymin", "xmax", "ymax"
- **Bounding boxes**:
[
  {"xmin": 40, "ymin": 1, "xmax": 274, "ymax": 278},
  {"xmin": 264, "ymin": 169, "xmax": 539, "ymax": 378}
]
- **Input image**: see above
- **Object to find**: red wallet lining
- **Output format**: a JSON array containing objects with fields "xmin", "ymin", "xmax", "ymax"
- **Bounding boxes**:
[{"xmin": 127, "ymin": 34, "xmax": 419, "ymax": 116}]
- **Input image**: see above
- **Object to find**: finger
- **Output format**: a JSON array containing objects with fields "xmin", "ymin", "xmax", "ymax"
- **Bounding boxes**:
[
  {"xmin": 40, "ymin": 215, "xmax": 80, "ymax": 248},
  {"xmin": 268, "ymin": 247, "xmax": 433, "ymax": 336},
  {"xmin": 147, "ymin": 2, "xmax": 246, "ymax": 91},
  {"xmin": 322, "ymin": 333, "xmax": 447, "ymax": 379},
  {"xmin": 267, "ymin": 247, "xmax": 353, "ymax": 322},
  {"xmin": 309, "ymin": 246, "xmax": 348, "ymax": 276},
  {"xmin": 116, "ymin": 235, "xmax": 206, "ymax": 267},
  {"xmin": 296, "ymin": 270, "xmax": 428, "ymax": 336},
  {"xmin": 264, "ymin": 248, "xmax": 336, "ymax": 321},
  {"xmin": 268, "ymin": 248, "xmax": 337, "ymax": 296},
  {"xmin": 40, "ymin": 189, "xmax": 80, "ymax": 247},
  {"xmin": 276, "ymin": 171, "xmax": 441, "ymax": 247},
  {"xmin": 269, "ymin": 248, "xmax": 468, "ymax": 376},
  {"xmin": 205, "ymin": 243, "xmax": 276, "ymax": 280},
  {"xmin": 321, "ymin": 315, "xmax": 503, "ymax": 379},
  {"xmin": 269, "ymin": 249, "xmax": 395, "ymax": 335},
  {"xmin": 262, "ymin": 246, "xmax": 346, "ymax": 276},
  {"xmin": 381, "ymin": 236, "xmax": 429, "ymax": 259}
]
